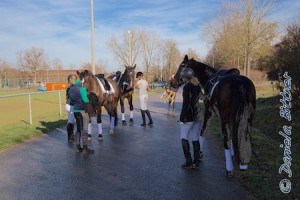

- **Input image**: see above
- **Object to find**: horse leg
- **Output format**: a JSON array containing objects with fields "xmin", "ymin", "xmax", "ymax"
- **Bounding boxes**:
[
  {"xmin": 222, "ymin": 122, "xmax": 234, "ymax": 177},
  {"xmin": 105, "ymin": 104, "xmax": 115, "ymax": 135},
  {"xmin": 199, "ymin": 104, "xmax": 213, "ymax": 158},
  {"xmin": 129, "ymin": 95, "xmax": 134, "ymax": 124},
  {"xmin": 87, "ymin": 118, "xmax": 92, "ymax": 141},
  {"xmin": 120, "ymin": 97, "xmax": 126, "ymax": 125},
  {"xmin": 97, "ymin": 107, "xmax": 103, "ymax": 141}
]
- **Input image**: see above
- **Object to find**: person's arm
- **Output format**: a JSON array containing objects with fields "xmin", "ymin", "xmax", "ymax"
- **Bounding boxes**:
[
  {"xmin": 146, "ymin": 82, "xmax": 150, "ymax": 91},
  {"xmin": 80, "ymin": 87, "xmax": 95, "ymax": 117},
  {"xmin": 180, "ymin": 86, "xmax": 190, "ymax": 122},
  {"xmin": 133, "ymin": 80, "xmax": 140, "ymax": 88}
]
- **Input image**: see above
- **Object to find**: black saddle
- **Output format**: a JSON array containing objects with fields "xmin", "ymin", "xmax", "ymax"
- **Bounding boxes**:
[
  {"xmin": 204, "ymin": 68, "xmax": 240, "ymax": 96},
  {"xmin": 95, "ymin": 74, "xmax": 111, "ymax": 91}
]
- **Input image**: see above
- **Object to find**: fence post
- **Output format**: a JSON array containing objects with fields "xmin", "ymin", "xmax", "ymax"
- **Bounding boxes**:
[
  {"xmin": 28, "ymin": 94, "xmax": 32, "ymax": 125},
  {"xmin": 58, "ymin": 91, "xmax": 62, "ymax": 116}
]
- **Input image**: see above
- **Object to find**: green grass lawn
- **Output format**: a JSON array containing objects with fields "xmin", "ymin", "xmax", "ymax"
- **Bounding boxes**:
[{"xmin": 0, "ymin": 87, "xmax": 165, "ymax": 152}]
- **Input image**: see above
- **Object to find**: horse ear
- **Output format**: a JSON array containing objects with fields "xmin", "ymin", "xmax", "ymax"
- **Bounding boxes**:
[
  {"xmin": 76, "ymin": 71, "xmax": 80, "ymax": 76},
  {"xmin": 124, "ymin": 65, "xmax": 127, "ymax": 68},
  {"xmin": 184, "ymin": 55, "xmax": 189, "ymax": 62},
  {"xmin": 133, "ymin": 64, "xmax": 136, "ymax": 69}
]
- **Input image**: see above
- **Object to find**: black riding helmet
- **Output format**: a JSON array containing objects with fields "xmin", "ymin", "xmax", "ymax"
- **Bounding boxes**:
[
  {"xmin": 180, "ymin": 68, "xmax": 194, "ymax": 80},
  {"xmin": 136, "ymin": 71, "xmax": 143, "ymax": 78}
]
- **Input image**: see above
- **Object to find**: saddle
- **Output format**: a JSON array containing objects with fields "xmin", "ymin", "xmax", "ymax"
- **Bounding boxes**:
[
  {"xmin": 95, "ymin": 74, "xmax": 111, "ymax": 91},
  {"xmin": 204, "ymin": 68, "xmax": 240, "ymax": 98}
]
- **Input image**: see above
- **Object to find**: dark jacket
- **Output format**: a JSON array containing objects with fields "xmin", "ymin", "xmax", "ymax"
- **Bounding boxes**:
[
  {"xmin": 66, "ymin": 85, "xmax": 73, "ymax": 105},
  {"xmin": 180, "ymin": 81, "xmax": 201, "ymax": 122},
  {"xmin": 68, "ymin": 80, "xmax": 90, "ymax": 112}
]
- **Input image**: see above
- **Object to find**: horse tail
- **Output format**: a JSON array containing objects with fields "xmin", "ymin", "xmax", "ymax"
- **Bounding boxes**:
[{"xmin": 231, "ymin": 80, "xmax": 252, "ymax": 165}]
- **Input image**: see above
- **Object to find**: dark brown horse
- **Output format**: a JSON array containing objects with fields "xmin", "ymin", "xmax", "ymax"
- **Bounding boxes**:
[
  {"xmin": 172, "ymin": 55, "xmax": 256, "ymax": 176},
  {"xmin": 77, "ymin": 70, "xmax": 120, "ymax": 135},
  {"xmin": 109, "ymin": 65, "xmax": 136, "ymax": 125}
]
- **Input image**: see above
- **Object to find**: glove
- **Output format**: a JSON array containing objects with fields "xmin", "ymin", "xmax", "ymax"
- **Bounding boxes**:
[
  {"xmin": 84, "ymin": 102, "xmax": 96, "ymax": 118},
  {"xmin": 65, "ymin": 104, "xmax": 71, "ymax": 112}
]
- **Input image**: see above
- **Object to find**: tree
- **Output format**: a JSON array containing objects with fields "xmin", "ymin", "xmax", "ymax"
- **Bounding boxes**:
[
  {"xmin": 140, "ymin": 31, "xmax": 161, "ymax": 79},
  {"xmin": 17, "ymin": 47, "xmax": 49, "ymax": 84},
  {"xmin": 186, "ymin": 48, "xmax": 201, "ymax": 61},
  {"xmin": 107, "ymin": 29, "xmax": 143, "ymax": 67},
  {"xmin": 204, "ymin": 0, "xmax": 277, "ymax": 77},
  {"xmin": 162, "ymin": 40, "xmax": 181, "ymax": 80}
]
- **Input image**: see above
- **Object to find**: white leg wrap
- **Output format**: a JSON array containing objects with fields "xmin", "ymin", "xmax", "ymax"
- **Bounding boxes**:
[
  {"xmin": 199, "ymin": 136, "xmax": 205, "ymax": 152},
  {"xmin": 225, "ymin": 149, "xmax": 234, "ymax": 172},
  {"xmin": 230, "ymin": 140, "xmax": 234, "ymax": 156},
  {"xmin": 110, "ymin": 117, "xmax": 115, "ymax": 130},
  {"xmin": 239, "ymin": 164, "xmax": 248, "ymax": 170},
  {"xmin": 130, "ymin": 111, "xmax": 133, "ymax": 119},
  {"xmin": 98, "ymin": 123, "xmax": 102, "ymax": 135},
  {"xmin": 122, "ymin": 113, "xmax": 125, "ymax": 121},
  {"xmin": 88, "ymin": 123, "xmax": 92, "ymax": 135}
]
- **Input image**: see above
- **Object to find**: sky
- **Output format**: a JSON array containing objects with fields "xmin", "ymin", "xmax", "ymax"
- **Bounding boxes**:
[{"xmin": 0, "ymin": 0, "xmax": 299, "ymax": 72}]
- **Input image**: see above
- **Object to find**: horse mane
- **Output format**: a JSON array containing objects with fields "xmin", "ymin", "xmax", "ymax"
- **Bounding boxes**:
[{"xmin": 189, "ymin": 58, "xmax": 217, "ymax": 87}]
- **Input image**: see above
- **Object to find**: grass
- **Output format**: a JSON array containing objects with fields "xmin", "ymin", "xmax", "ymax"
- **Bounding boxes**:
[
  {"xmin": 203, "ymin": 86, "xmax": 300, "ymax": 199},
  {"xmin": 0, "ymin": 87, "xmax": 165, "ymax": 152}
]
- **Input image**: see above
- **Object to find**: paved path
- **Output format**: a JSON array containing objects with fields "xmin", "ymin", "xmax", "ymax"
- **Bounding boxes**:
[{"xmin": 0, "ymin": 88, "xmax": 254, "ymax": 200}]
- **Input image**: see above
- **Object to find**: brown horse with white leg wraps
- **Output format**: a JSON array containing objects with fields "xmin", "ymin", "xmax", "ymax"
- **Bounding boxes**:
[
  {"xmin": 77, "ymin": 70, "xmax": 120, "ymax": 135},
  {"xmin": 171, "ymin": 55, "xmax": 256, "ymax": 176}
]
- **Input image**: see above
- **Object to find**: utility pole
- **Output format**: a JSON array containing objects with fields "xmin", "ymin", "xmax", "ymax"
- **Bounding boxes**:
[
  {"xmin": 90, "ymin": 0, "xmax": 95, "ymax": 74},
  {"xmin": 128, "ymin": 30, "xmax": 133, "ymax": 66}
]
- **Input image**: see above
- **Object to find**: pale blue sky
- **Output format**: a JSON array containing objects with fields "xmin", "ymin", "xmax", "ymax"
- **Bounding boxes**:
[{"xmin": 0, "ymin": 0, "xmax": 299, "ymax": 71}]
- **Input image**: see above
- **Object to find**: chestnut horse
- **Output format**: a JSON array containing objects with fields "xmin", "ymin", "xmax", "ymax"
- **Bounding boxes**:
[{"xmin": 77, "ymin": 70, "xmax": 120, "ymax": 135}]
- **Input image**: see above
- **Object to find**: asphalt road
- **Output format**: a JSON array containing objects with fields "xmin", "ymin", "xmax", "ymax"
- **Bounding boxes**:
[{"xmin": 0, "ymin": 88, "xmax": 254, "ymax": 200}]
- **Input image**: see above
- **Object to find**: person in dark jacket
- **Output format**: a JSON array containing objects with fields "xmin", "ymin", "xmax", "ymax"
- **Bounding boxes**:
[
  {"xmin": 68, "ymin": 79, "xmax": 95, "ymax": 154},
  {"xmin": 66, "ymin": 74, "xmax": 77, "ymax": 141},
  {"xmin": 179, "ymin": 68, "xmax": 202, "ymax": 169}
]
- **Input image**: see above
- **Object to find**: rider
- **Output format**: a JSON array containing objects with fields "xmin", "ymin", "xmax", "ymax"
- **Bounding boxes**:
[
  {"xmin": 179, "ymin": 68, "xmax": 202, "ymax": 170},
  {"xmin": 166, "ymin": 73, "xmax": 178, "ymax": 116},
  {"xmin": 134, "ymin": 72, "xmax": 153, "ymax": 127},
  {"xmin": 68, "ymin": 78, "xmax": 95, "ymax": 154},
  {"xmin": 66, "ymin": 74, "xmax": 77, "ymax": 141}
]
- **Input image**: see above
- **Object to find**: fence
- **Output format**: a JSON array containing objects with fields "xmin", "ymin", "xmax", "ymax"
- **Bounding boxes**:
[{"xmin": 0, "ymin": 90, "xmax": 64, "ymax": 125}]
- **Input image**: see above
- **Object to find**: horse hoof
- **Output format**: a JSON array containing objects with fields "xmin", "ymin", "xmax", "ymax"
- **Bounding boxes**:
[
  {"xmin": 226, "ymin": 170, "xmax": 234, "ymax": 178},
  {"xmin": 129, "ymin": 119, "xmax": 134, "ymax": 124},
  {"xmin": 122, "ymin": 120, "xmax": 127, "ymax": 125},
  {"xmin": 109, "ymin": 129, "xmax": 114, "ymax": 135}
]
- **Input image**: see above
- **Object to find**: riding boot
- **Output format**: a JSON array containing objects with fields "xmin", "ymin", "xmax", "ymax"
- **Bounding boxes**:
[
  {"xmin": 82, "ymin": 145, "xmax": 94, "ymax": 154},
  {"xmin": 145, "ymin": 110, "xmax": 153, "ymax": 125},
  {"xmin": 76, "ymin": 145, "xmax": 82, "ymax": 153},
  {"xmin": 67, "ymin": 123, "xmax": 74, "ymax": 141},
  {"xmin": 192, "ymin": 141, "xmax": 201, "ymax": 170},
  {"xmin": 141, "ymin": 110, "xmax": 146, "ymax": 127},
  {"xmin": 181, "ymin": 139, "xmax": 193, "ymax": 169}
]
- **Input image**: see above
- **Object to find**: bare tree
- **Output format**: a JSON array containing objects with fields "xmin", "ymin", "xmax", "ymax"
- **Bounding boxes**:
[
  {"xmin": 186, "ymin": 48, "xmax": 201, "ymax": 61},
  {"xmin": 140, "ymin": 31, "xmax": 161, "ymax": 79},
  {"xmin": 17, "ymin": 47, "xmax": 49, "ymax": 84},
  {"xmin": 204, "ymin": 0, "xmax": 277, "ymax": 76},
  {"xmin": 162, "ymin": 40, "xmax": 181, "ymax": 79},
  {"xmin": 107, "ymin": 29, "xmax": 143, "ymax": 66}
]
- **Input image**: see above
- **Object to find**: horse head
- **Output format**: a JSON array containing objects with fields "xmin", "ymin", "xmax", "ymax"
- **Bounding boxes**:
[
  {"xmin": 77, "ymin": 70, "xmax": 95, "ymax": 92},
  {"xmin": 171, "ymin": 55, "xmax": 189, "ymax": 88},
  {"xmin": 124, "ymin": 64, "xmax": 136, "ymax": 87}
]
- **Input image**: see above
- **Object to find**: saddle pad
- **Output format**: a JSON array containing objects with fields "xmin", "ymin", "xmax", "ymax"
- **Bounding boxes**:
[{"xmin": 97, "ymin": 78, "xmax": 115, "ymax": 94}]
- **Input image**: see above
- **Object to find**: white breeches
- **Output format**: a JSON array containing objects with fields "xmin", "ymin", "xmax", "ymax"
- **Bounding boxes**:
[
  {"xmin": 180, "ymin": 121, "xmax": 200, "ymax": 141},
  {"xmin": 139, "ymin": 94, "xmax": 148, "ymax": 110}
]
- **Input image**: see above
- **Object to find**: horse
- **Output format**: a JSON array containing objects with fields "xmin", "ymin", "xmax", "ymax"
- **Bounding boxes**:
[
  {"xmin": 171, "ymin": 55, "xmax": 256, "ymax": 176},
  {"xmin": 77, "ymin": 70, "xmax": 120, "ymax": 135},
  {"xmin": 109, "ymin": 65, "xmax": 136, "ymax": 125}
]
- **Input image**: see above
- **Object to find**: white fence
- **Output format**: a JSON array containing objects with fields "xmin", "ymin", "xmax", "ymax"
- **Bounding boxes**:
[{"xmin": 0, "ymin": 90, "xmax": 64, "ymax": 125}]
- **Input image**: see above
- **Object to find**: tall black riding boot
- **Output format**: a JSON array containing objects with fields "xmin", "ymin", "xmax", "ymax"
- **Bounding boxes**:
[
  {"xmin": 145, "ymin": 110, "xmax": 153, "ymax": 125},
  {"xmin": 141, "ymin": 110, "xmax": 146, "ymax": 127},
  {"xmin": 192, "ymin": 141, "xmax": 201, "ymax": 169},
  {"xmin": 67, "ymin": 123, "xmax": 74, "ymax": 141},
  {"xmin": 181, "ymin": 139, "xmax": 193, "ymax": 169}
]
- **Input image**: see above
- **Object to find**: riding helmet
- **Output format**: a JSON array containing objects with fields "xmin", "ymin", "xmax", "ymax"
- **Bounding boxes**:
[
  {"xmin": 136, "ymin": 71, "xmax": 143, "ymax": 78},
  {"xmin": 180, "ymin": 68, "xmax": 194, "ymax": 80}
]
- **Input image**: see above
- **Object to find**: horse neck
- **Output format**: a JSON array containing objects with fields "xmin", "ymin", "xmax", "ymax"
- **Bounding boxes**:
[
  {"xmin": 89, "ymin": 75, "xmax": 102, "ymax": 96},
  {"xmin": 193, "ymin": 60, "xmax": 217, "ymax": 87}
]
